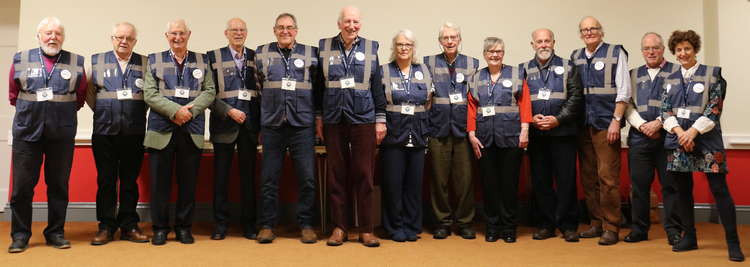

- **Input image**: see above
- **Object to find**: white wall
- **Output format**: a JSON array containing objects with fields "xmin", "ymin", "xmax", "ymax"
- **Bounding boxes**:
[
  {"xmin": 0, "ymin": 0, "xmax": 20, "ymax": 211},
  {"xmin": 717, "ymin": 0, "xmax": 750, "ymax": 145}
]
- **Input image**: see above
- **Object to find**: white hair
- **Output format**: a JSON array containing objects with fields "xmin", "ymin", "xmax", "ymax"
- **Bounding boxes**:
[
  {"xmin": 389, "ymin": 29, "xmax": 417, "ymax": 64},
  {"xmin": 166, "ymin": 19, "xmax": 190, "ymax": 33},
  {"xmin": 225, "ymin": 17, "xmax": 247, "ymax": 30},
  {"xmin": 112, "ymin": 22, "xmax": 137, "ymax": 38},
  {"xmin": 438, "ymin": 22, "xmax": 461, "ymax": 40},
  {"xmin": 36, "ymin": 17, "xmax": 64, "ymax": 35}
]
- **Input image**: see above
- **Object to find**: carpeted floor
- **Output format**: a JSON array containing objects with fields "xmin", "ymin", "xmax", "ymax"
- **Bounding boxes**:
[{"xmin": 0, "ymin": 222, "xmax": 746, "ymax": 266}]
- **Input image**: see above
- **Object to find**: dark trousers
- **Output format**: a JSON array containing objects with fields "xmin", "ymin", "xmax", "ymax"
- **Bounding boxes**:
[
  {"xmin": 324, "ymin": 123, "xmax": 376, "ymax": 232},
  {"xmin": 672, "ymin": 172, "xmax": 740, "ymax": 245},
  {"xmin": 259, "ymin": 124, "xmax": 315, "ymax": 228},
  {"xmin": 528, "ymin": 136, "xmax": 579, "ymax": 232},
  {"xmin": 92, "ymin": 134, "xmax": 145, "ymax": 232},
  {"xmin": 428, "ymin": 136, "xmax": 475, "ymax": 227},
  {"xmin": 381, "ymin": 146, "xmax": 425, "ymax": 237},
  {"xmin": 479, "ymin": 146, "xmax": 522, "ymax": 234},
  {"xmin": 10, "ymin": 138, "xmax": 74, "ymax": 240},
  {"xmin": 148, "ymin": 129, "xmax": 201, "ymax": 232},
  {"xmin": 213, "ymin": 127, "xmax": 258, "ymax": 233},
  {"xmin": 628, "ymin": 142, "xmax": 680, "ymax": 235}
]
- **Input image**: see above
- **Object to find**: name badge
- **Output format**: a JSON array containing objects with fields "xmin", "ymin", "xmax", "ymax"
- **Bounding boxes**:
[
  {"xmin": 28, "ymin": 68, "xmax": 43, "ymax": 78},
  {"xmin": 175, "ymin": 87, "xmax": 190, "ymax": 99},
  {"xmin": 482, "ymin": 106, "xmax": 496, "ymax": 117},
  {"xmin": 238, "ymin": 89, "xmax": 252, "ymax": 100},
  {"xmin": 401, "ymin": 104, "xmax": 415, "ymax": 115},
  {"xmin": 340, "ymin": 77, "xmax": 355, "ymax": 89},
  {"xmin": 449, "ymin": 93, "xmax": 463, "ymax": 103},
  {"xmin": 281, "ymin": 78, "xmax": 296, "ymax": 91},
  {"xmin": 537, "ymin": 88, "xmax": 551, "ymax": 100},
  {"xmin": 37, "ymin": 87, "xmax": 53, "ymax": 101},
  {"xmin": 117, "ymin": 89, "xmax": 133, "ymax": 100},
  {"xmin": 677, "ymin": 108, "xmax": 691, "ymax": 119}
]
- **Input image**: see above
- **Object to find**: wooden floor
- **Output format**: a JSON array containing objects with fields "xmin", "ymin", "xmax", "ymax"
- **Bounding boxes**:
[{"xmin": 0, "ymin": 222, "xmax": 746, "ymax": 266}]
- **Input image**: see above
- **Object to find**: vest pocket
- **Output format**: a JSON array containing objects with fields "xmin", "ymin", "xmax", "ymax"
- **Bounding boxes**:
[
  {"xmin": 353, "ymin": 90, "xmax": 373, "ymax": 115},
  {"xmin": 296, "ymin": 91, "xmax": 312, "ymax": 113}
]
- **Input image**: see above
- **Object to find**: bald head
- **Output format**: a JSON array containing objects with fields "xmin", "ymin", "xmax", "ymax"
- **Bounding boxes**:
[
  {"xmin": 578, "ymin": 16, "xmax": 602, "ymax": 30},
  {"xmin": 531, "ymin": 28, "xmax": 554, "ymax": 41},
  {"xmin": 579, "ymin": 16, "xmax": 604, "ymax": 48},
  {"xmin": 225, "ymin": 18, "xmax": 247, "ymax": 50},
  {"xmin": 531, "ymin": 28, "xmax": 555, "ymax": 63},
  {"xmin": 338, "ymin": 6, "xmax": 361, "ymax": 23}
]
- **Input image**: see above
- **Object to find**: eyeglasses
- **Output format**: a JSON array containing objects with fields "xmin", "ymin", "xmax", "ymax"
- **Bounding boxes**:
[
  {"xmin": 396, "ymin": 43, "xmax": 414, "ymax": 49},
  {"xmin": 579, "ymin": 27, "xmax": 601, "ymax": 34},
  {"xmin": 485, "ymin": 50, "xmax": 504, "ymax": 55},
  {"xmin": 166, "ymin": 31, "xmax": 188, "ymax": 38},
  {"xmin": 641, "ymin": 46, "xmax": 663, "ymax": 52},
  {"xmin": 112, "ymin": 36, "xmax": 136, "ymax": 42},
  {"xmin": 227, "ymin": 28, "xmax": 246, "ymax": 33},
  {"xmin": 440, "ymin": 35, "xmax": 460, "ymax": 42},
  {"xmin": 274, "ymin": 25, "xmax": 297, "ymax": 32}
]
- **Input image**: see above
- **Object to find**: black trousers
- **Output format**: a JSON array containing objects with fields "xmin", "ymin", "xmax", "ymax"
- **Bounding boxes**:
[
  {"xmin": 148, "ymin": 129, "xmax": 202, "ymax": 232},
  {"xmin": 212, "ymin": 127, "xmax": 258, "ymax": 233},
  {"xmin": 10, "ymin": 138, "xmax": 74, "ymax": 240},
  {"xmin": 259, "ymin": 124, "xmax": 315, "ymax": 228},
  {"xmin": 92, "ymin": 134, "xmax": 145, "ymax": 232},
  {"xmin": 672, "ymin": 172, "xmax": 740, "ymax": 245},
  {"xmin": 628, "ymin": 142, "xmax": 680, "ymax": 235},
  {"xmin": 528, "ymin": 136, "xmax": 579, "ymax": 232},
  {"xmin": 381, "ymin": 146, "xmax": 425, "ymax": 237},
  {"xmin": 479, "ymin": 146, "xmax": 522, "ymax": 234}
]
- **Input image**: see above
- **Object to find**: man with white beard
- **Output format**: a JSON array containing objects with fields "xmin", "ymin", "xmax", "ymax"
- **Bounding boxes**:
[
  {"xmin": 8, "ymin": 17, "xmax": 88, "ymax": 253},
  {"xmin": 520, "ymin": 28, "xmax": 583, "ymax": 243}
]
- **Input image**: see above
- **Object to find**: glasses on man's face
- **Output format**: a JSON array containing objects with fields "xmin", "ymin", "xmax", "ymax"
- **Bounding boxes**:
[
  {"xmin": 227, "ymin": 28, "xmax": 246, "ymax": 33},
  {"xmin": 274, "ymin": 25, "xmax": 297, "ymax": 32},
  {"xmin": 396, "ymin": 43, "xmax": 414, "ymax": 50},
  {"xmin": 167, "ymin": 31, "xmax": 188, "ymax": 38},
  {"xmin": 579, "ymin": 27, "xmax": 601, "ymax": 34},
  {"xmin": 485, "ymin": 50, "xmax": 504, "ymax": 55},
  {"xmin": 112, "ymin": 36, "xmax": 136, "ymax": 43},
  {"xmin": 641, "ymin": 46, "xmax": 663, "ymax": 52},
  {"xmin": 440, "ymin": 35, "xmax": 460, "ymax": 42}
]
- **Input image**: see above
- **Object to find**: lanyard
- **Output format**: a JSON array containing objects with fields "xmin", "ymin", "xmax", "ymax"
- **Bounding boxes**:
[
  {"xmin": 443, "ymin": 53, "xmax": 458, "ymax": 91},
  {"xmin": 395, "ymin": 63, "xmax": 413, "ymax": 102},
  {"xmin": 38, "ymin": 49, "xmax": 60, "ymax": 87},
  {"xmin": 538, "ymin": 64, "xmax": 552, "ymax": 86},
  {"xmin": 338, "ymin": 38, "xmax": 359, "ymax": 76},
  {"xmin": 276, "ymin": 45, "xmax": 293, "ymax": 78},
  {"xmin": 486, "ymin": 68, "xmax": 502, "ymax": 98},
  {"xmin": 680, "ymin": 74, "xmax": 692, "ymax": 107},
  {"xmin": 170, "ymin": 50, "xmax": 189, "ymax": 87},
  {"xmin": 121, "ymin": 62, "xmax": 131, "ymax": 89},
  {"xmin": 234, "ymin": 47, "xmax": 247, "ymax": 81}
]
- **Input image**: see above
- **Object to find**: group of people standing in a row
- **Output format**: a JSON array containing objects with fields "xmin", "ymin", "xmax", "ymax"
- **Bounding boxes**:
[{"xmin": 6, "ymin": 5, "xmax": 743, "ymax": 262}]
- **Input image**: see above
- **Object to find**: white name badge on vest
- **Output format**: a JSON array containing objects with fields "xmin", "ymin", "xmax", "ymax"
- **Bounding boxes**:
[
  {"xmin": 294, "ymin": 58, "xmax": 305, "ymax": 68},
  {"xmin": 677, "ymin": 108, "xmax": 691, "ymax": 119},
  {"xmin": 401, "ymin": 104, "xmax": 415, "ymax": 115},
  {"xmin": 449, "ymin": 93, "xmax": 463, "ymax": 103},
  {"xmin": 36, "ymin": 87, "xmax": 53, "ymax": 102},
  {"xmin": 238, "ymin": 89, "xmax": 252, "ymax": 100},
  {"xmin": 28, "ymin": 68, "xmax": 43, "ymax": 78},
  {"xmin": 537, "ymin": 88, "xmax": 551, "ymax": 100},
  {"xmin": 594, "ymin": 61, "xmax": 605, "ymax": 71},
  {"xmin": 175, "ymin": 87, "xmax": 190, "ymax": 99},
  {"xmin": 482, "ymin": 106, "xmax": 496, "ymax": 117},
  {"xmin": 135, "ymin": 78, "xmax": 144, "ymax": 89},
  {"xmin": 554, "ymin": 66, "xmax": 565, "ymax": 75},
  {"xmin": 60, "ymin": 69, "xmax": 72, "ymax": 80},
  {"xmin": 340, "ymin": 77, "xmax": 355, "ymax": 89},
  {"xmin": 355, "ymin": 52, "xmax": 365, "ymax": 62},
  {"xmin": 281, "ymin": 78, "xmax": 297, "ymax": 91},
  {"xmin": 192, "ymin": 69, "xmax": 203, "ymax": 79},
  {"xmin": 502, "ymin": 79, "xmax": 513, "ymax": 88},
  {"xmin": 117, "ymin": 89, "xmax": 133, "ymax": 100},
  {"xmin": 414, "ymin": 71, "xmax": 424, "ymax": 81},
  {"xmin": 692, "ymin": 83, "xmax": 705, "ymax": 93},
  {"xmin": 455, "ymin": 73, "xmax": 465, "ymax": 83}
]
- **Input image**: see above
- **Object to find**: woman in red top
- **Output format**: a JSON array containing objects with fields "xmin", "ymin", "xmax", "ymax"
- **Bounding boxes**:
[{"xmin": 466, "ymin": 37, "xmax": 531, "ymax": 243}]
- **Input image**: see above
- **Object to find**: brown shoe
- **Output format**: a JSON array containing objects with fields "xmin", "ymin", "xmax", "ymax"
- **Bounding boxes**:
[
  {"xmin": 121, "ymin": 228, "xmax": 149, "ymax": 243},
  {"xmin": 598, "ymin": 230, "xmax": 619, "ymax": 246},
  {"xmin": 578, "ymin": 226, "xmax": 603, "ymax": 238},
  {"xmin": 257, "ymin": 228, "xmax": 276, "ymax": 244},
  {"xmin": 91, "ymin": 229, "xmax": 114, "ymax": 245},
  {"xmin": 359, "ymin": 232, "xmax": 380, "ymax": 247},
  {"xmin": 301, "ymin": 227, "xmax": 317, "ymax": 244},
  {"xmin": 326, "ymin": 227, "xmax": 347, "ymax": 246}
]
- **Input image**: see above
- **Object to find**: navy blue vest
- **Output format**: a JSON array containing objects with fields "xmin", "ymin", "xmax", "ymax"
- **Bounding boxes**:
[
  {"xmin": 423, "ymin": 53, "xmax": 478, "ymax": 138},
  {"xmin": 207, "ymin": 46, "xmax": 260, "ymax": 138},
  {"xmin": 663, "ymin": 65, "xmax": 724, "ymax": 153},
  {"xmin": 627, "ymin": 62, "xmax": 678, "ymax": 147},
  {"xmin": 571, "ymin": 43, "xmax": 626, "ymax": 130},
  {"xmin": 146, "ymin": 50, "xmax": 208, "ymax": 135},
  {"xmin": 91, "ymin": 51, "xmax": 147, "ymax": 136},
  {"xmin": 469, "ymin": 66, "xmax": 522, "ymax": 148},
  {"xmin": 381, "ymin": 62, "xmax": 433, "ymax": 147},
  {"xmin": 318, "ymin": 36, "xmax": 379, "ymax": 124},
  {"xmin": 520, "ymin": 55, "xmax": 577, "ymax": 137},
  {"xmin": 255, "ymin": 42, "xmax": 318, "ymax": 127},
  {"xmin": 12, "ymin": 48, "xmax": 83, "ymax": 142}
]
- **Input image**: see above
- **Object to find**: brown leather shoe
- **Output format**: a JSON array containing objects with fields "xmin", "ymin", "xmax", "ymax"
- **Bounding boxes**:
[
  {"xmin": 326, "ymin": 227, "xmax": 347, "ymax": 246},
  {"xmin": 91, "ymin": 229, "xmax": 114, "ymax": 245},
  {"xmin": 578, "ymin": 226, "xmax": 603, "ymax": 238},
  {"xmin": 359, "ymin": 232, "xmax": 380, "ymax": 247},
  {"xmin": 301, "ymin": 227, "xmax": 317, "ymax": 244},
  {"xmin": 121, "ymin": 228, "xmax": 149, "ymax": 243},
  {"xmin": 257, "ymin": 228, "xmax": 276, "ymax": 244},
  {"xmin": 598, "ymin": 230, "xmax": 619, "ymax": 246}
]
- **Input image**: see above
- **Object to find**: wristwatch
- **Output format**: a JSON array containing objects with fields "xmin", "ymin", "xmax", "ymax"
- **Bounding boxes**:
[{"xmin": 613, "ymin": 116, "xmax": 622, "ymax": 122}]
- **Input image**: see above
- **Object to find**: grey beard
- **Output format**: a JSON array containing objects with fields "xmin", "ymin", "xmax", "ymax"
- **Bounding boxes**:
[
  {"xmin": 536, "ymin": 50, "xmax": 552, "ymax": 60},
  {"xmin": 40, "ymin": 45, "xmax": 61, "ymax": 56}
]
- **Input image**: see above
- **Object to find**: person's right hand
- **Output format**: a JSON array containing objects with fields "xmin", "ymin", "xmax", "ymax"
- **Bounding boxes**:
[
  {"xmin": 226, "ymin": 108, "xmax": 247, "ymax": 124},
  {"xmin": 172, "ymin": 104, "xmax": 194, "ymax": 125},
  {"xmin": 468, "ymin": 131, "xmax": 484, "ymax": 159}
]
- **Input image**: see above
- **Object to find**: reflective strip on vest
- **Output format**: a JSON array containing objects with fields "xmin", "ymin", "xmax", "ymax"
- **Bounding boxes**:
[
  {"xmin": 258, "ymin": 44, "xmax": 314, "ymax": 89},
  {"xmin": 479, "ymin": 106, "xmax": 518, "ymax": 115},
  {"xmin": 17, "ymin": 91, "xmax": 76, "ymax": 102},
  {"xmin": 676, "ymin": 65, "xmax": 714, "ymax": 116},
  {"xmin": 573, "ymin": 45, "xmax": 616, "ymax": 95},
  {"xmin": 96, "ymin": 91, "xmax": 144, "ymax": 100},
  {"xmin": 432, "ymin": 97, "xmax": 466, "ymax": 105},
  {"xmin": 522, "ymin": 59, "xmax": 569, "ymax": 101},
  {"xmin": 471, "ymin": 67, "xmax": 519, "ymax": 106},
  {"xmin": 386, "ymin": 104, "xmax": 426, "ymax": 113},
  {"xmin": 320, "ymin": 38, "xmax": 375, "ymax": 90},
  {"xmin": 153, "ymin": 52, "xmax": 206, "ymax": 89},
  {"xmin": 630, "ymin": 63, "xmax": 677, "ymax": 112},
  {"xmin": 17, "ymin": 49, "xmax": 80, "ymax": 94},
  {"xmin": 211, "ymin": 48, "xmax": 228, "ymax": 93},
  {"xmin": 637, "ymin": 99, "xmax": 662, "ymax": 112},
  {"xmin": 382, "ymin": 63, "xmax": 433, "ymax": 105},
  {"xmin": 217, "ymin": 90, "xmax": 259, "ymax": 99}
]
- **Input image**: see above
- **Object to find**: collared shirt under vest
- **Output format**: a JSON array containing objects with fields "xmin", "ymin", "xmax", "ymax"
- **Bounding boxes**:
[
  {"xmin": 90, "ymin": 51, "xmax": 148, "ymax": 136},
  {"xmin": 12, "ymin": 48, "xmax": 84, "ymax": 142},
  {"xmin": 423, "ymin": 53, "xmax": 478, "ymax": 138},
  {"xmin": 380, "ymin": 62, "xmax": 433, "ymax": 147},
  {"xmin": 627, "ymin": 61, "xmax": 678, "ymax": 147},
  {"xmin": 207, "ymin": 46, "xmax": 260, "ymax": 143},
  {"xmin": 571, "ymin": 42, "xmax": 627, "ymax": 130}
]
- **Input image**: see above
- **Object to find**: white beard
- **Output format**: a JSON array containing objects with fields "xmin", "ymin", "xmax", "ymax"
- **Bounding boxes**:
[
  {"xmin": 40, "ymin": 44, "xmax": 61, "ymax": 56},
  {"xmin": 536, "ymin": 50, "xmax": 552, "ymax": 61}
]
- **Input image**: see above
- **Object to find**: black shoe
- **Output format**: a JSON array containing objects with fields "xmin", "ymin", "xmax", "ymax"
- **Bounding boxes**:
[
  {"xmin": 175, "ymin": 229, "xmax": 195, "ymax": 244},
  {"xmin": 502, "ymin": 232, "xmax": 517, "ymax": 243},
  {"xmin": 667, "ymin": 232, "xmax": 682, "ymax": 246},
  {"xmin": 151, "ymin": 231, "xmax": 168, "ymax": 246},
  {"xmin": 243, "ymin": 227, "xmax": 258, "ymax": 240},
  {"xmin": 485, "ymin": 231, "xmax": 499, "ymax": 242},
  {"xmin": 729, "ymin": 243, "xmax": 745, "ymax": 262},
  {"xmin": 8, "ymin": 238, "xmax": 28, "ymax": 253},
  {"xmin": 45, "ymin": 234, "xmax": 71, "ymax": 249},
  {"xmin": 211, "ymin": 228, "xmax": 227, "ymax": 240},
  {"xmin": 458, "ymin": 227, "xmax": 476, "ymax": 240},
  {"xmin": 672, "ymin": 232, "xmax": 697, "ymax": 252},
  {"xmin": 624, "ymin": 231, "xmax": 648, "ymax": 243},
  {"xmin": 406, "ymin": 233, "xmax": 418, "ymax": 242},
  {"xmin": 532, "ymin": 228, "xmax": 555, "ymax": 240},
  {"xmin": 563, "ymin": 230, "xmax": 580, "ymax": 242},
  {"xmin": 433, "ymin": 227, "xmax": 450, "ymax": 239}
]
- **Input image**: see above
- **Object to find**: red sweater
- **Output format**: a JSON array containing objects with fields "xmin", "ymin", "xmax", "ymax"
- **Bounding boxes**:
[
  {"xmin": 8, "ymin": 53, "xmax": 87, "ymax": 109},
  {"xmin": 467, "ymin": 79, "xmax": 531, "ymax": 132}
]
